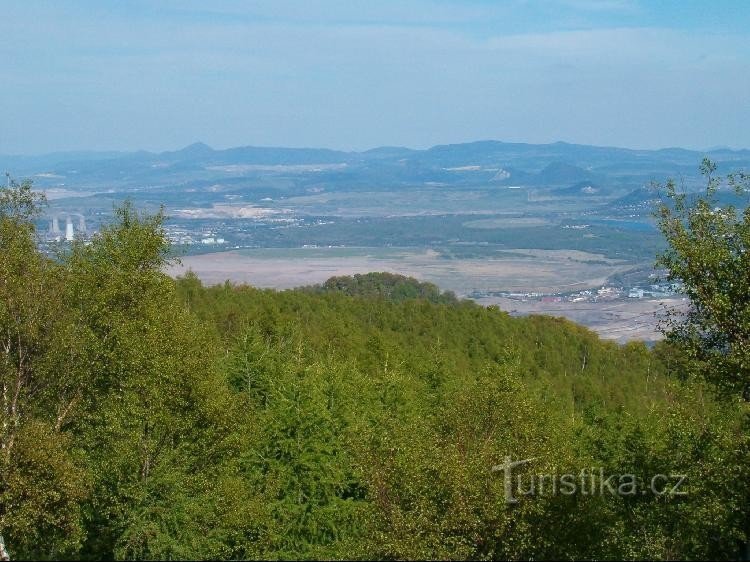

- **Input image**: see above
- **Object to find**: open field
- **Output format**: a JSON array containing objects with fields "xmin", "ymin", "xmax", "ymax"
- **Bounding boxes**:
[
  {"xmin": 166, "ymin": 246, "xmax": 674, "ymax": 342},
  {"xmin": 473, "ymin": 295, "xmax": 689, "ymax": 343},
  {"xmin": 462, "ymin": 217, "xmax": 552, "ymax": 229},
  {"xmin": 168, "ymin": 247, "xmax": 637, "ymax": 294}
]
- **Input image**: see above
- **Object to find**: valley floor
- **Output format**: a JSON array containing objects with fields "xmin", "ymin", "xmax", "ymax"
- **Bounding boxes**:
[
  {"xmin": 168, "ymin": 247, "xmax": 678, "ymax": 342},
  {"xmin": 474, "ymin": 295, "xmax": 687, "ymax": 343}
]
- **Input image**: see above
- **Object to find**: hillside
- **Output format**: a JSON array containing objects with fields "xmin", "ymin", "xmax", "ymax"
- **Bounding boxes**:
[
  {"xmin": 0, "ymin": 187, "xmax": 747, "ymax": 560},
  {"xmin": 5, "ymin": 139, "xmax": 749, "ymax": 194},
  {"xmin": 300, "ymin": 272, "xmax": 460, "ymax": 305}
]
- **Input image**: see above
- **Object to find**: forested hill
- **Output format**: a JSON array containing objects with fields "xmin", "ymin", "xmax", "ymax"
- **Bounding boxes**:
[
  {"xmin": 0, "ymin": 183, "xmax": 747, "ymax": 560},
  {"xmin": 177, "ymin": 271, "xmax": 664, "ymax": 414},
  {"xmin": 299, "ymin": 271, "xmax": 460, "ymax": 305}
]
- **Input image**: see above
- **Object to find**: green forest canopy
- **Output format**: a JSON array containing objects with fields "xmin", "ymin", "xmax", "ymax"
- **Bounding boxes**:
[{"xmin": 0, "ymin": 174, "xmax": 748, "ymax": 560}]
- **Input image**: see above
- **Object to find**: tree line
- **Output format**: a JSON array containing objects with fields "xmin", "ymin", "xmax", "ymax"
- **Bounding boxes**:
[{"xmin": 0, "ymin": 162, "xmax": 747, "ymax": 560}]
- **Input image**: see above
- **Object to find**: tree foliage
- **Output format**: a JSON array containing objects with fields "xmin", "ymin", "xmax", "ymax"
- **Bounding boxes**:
[
  {"xmin": 302, "ymin": 271, "xmax": 459, "ymax": 305},
  {"xmin": 657, "ymin": 159, "xmax": 750, "ymax": 401},
  {"xmin": 656, "ymin": 159, "xmax": 750, "ymax": 558},
  {"xmin": 0, "ymin": 176, "xmax": 746, "ymax": 559}
]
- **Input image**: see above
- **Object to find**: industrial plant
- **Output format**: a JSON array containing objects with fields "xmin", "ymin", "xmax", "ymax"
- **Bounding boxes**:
[{"xmin": 47, "ymin": 212, "xmax": 87, "ymax": 242}]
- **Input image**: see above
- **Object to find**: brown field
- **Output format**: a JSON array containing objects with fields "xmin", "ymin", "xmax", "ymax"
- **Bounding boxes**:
[
  {"xmin": 168, "ymin": 247, "xmax": 673, "ymax": 342},
  {"xmin": 169, "ymin": 247, "xmax": 635, "ymax": 294},
  {"xmin": 473, "ymin": 295, "xmax": 689, "ymax": 343}
]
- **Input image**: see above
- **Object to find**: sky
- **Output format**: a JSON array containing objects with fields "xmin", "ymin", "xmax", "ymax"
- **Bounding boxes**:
[{"xmin": 1, "ymin": 0, "xmax": 749, "ymax": 154}]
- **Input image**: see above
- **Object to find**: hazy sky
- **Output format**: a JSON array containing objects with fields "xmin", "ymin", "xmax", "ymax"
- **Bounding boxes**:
[{"xmin": 2, "ymin": 0, "xmax": 749, "ymax": 154}]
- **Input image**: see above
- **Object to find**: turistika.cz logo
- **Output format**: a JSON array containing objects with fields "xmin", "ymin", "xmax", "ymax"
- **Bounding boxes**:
[{"xmin": 492, "ymin": 456, "xmax": 688, "ymax": 504}]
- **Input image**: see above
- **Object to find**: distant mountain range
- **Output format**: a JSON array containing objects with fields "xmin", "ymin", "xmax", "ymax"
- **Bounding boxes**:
[{"xmin": 3, "ymin": 140, "xmax": 748, "ymax": 194}]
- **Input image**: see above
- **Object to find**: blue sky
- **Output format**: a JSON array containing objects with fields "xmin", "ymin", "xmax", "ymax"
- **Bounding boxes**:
[{"xmin": 1, "ymin": 0, "xmax": 749, "ymax": 154}]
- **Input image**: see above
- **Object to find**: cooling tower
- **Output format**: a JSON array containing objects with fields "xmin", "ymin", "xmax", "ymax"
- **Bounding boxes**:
[{"xmin": 65, "ymin": 217, "xmax": 74, "ymax": 241}]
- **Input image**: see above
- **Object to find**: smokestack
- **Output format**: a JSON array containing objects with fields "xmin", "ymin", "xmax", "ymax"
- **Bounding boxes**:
[
  {"xmin": 52, "ymin": 215, "xmax": 60, "ymax": 233},
  {"xmin": 78, "ymin": 215, "xmax": 86, "ymax": 233},
  {"xmin": 65, "ymin": 217, "xmax": 74, "ymax": 241}
]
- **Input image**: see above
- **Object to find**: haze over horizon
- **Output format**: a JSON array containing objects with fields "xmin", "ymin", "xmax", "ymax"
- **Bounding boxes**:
[
  {"xmin": 2, "ymin": 0, "xmax": 749, "ymax": 155},
  {"xmin": 3, "ymin": 137, "xmax": 750, "ymax": 160}
]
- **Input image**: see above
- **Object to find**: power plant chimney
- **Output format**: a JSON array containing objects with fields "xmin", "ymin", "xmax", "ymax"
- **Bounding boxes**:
[{"xmin": 65, "ymin": 217, "xmax": 74, "ymax": 241}]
